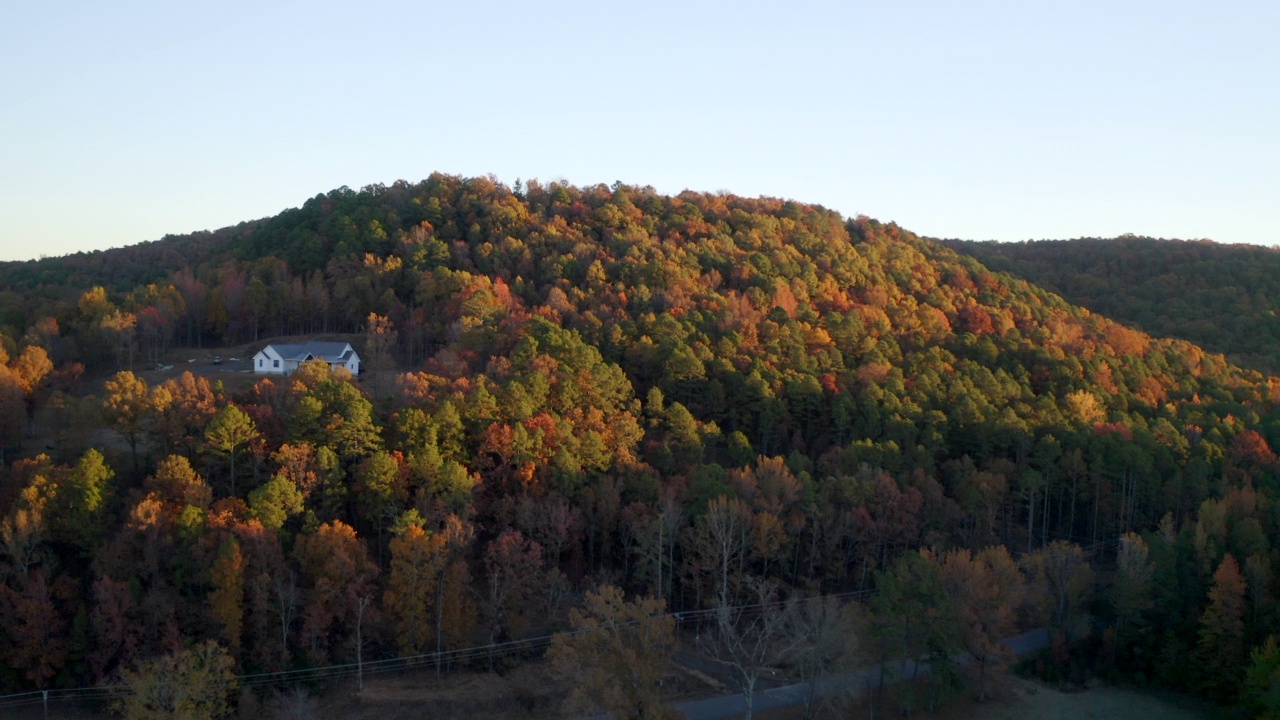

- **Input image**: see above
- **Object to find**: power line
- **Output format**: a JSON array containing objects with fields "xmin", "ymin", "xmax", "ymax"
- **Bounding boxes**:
[
  {"xmin": 0, "ymin": 588, "xmax": 874, "ymax": 710},
  {"xmin": 0, "ymin": 541, "xmax": 1117, "ymax": 712}
]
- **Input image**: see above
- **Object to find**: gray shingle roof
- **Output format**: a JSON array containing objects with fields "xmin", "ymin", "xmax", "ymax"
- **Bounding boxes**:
[{"xmin": 264, "ymin": 341, "xmax": 357, "ymax": 363}]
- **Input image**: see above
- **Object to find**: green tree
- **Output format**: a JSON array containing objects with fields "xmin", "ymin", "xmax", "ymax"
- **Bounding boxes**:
[
  {"xmin": 1242, "ymin": 635, "xmax": 1280, "ymax": 720},
  {"xmin": 54, "ymin": 448, "xmax": 114, "ymax": 550},
  {"xmin": 354, "ymin": 450, "xmax": 403, "ymax": 556},
  {"xmin": 286, "ymin": 365, "xmax": 381, "ymax": 463},
  {"xmin": 868, "ymin": 551, "xmax": 961, "ymax": 714},
  {"xmin": 1109, "ymin": 532, "xmax": 1153, "ymax": 669},
  {"xmin": 247, "ymin": 476, "xmax": 305, "ymax": 533},
  {"xmin": 205, "ymin": 404, "xmax": 259, "ymax": 496}
]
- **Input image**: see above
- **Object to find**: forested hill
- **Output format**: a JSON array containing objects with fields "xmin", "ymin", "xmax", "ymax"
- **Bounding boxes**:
[
  {"xmin": 945, "ymin": 236, "xmax": 1280, "ymax": 374},
  {"xmin": 0, "ymin": 175, "xmax": 1278, "ymax": 714},
  {"xmin": 0, "ymin": 225, "xmax": 246, "ymax": 296}
]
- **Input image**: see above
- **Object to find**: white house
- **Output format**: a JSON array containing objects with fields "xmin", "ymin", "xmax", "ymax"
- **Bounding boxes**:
[{"xmin": 253, "ymin": 341, "xmax": 361, "ymax": 376}]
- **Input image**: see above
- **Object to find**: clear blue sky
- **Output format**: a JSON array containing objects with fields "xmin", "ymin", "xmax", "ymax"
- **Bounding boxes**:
[{"xmin": 2, "ymin": 1, "xmax": 1276, "ymax": 262}]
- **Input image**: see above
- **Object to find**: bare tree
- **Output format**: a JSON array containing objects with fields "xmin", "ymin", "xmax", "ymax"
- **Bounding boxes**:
[
  {"xmin": 785, "ymin": 594, "xmax": 858, "ymax": 719},
  {"xmin": 708, "ymin": 579, "xmax": 802, "ymax": 720},
  {"xmin": 688, "ymin": 496, "xmax": 752, "ymax": 608},
  {"xmin": 362, "ymin": 312, "xmax": 398, "ymax": 401},
  {"xmin": 268, "ymin": 687, "xmax": 319, "ymax": 720},
  {"xmin": 355, "ymin": 594, "xmax": 372, "ymax": 691},
  {"xmin": 271, "ymin": 569, "xmax": 299, "ymax": 660},
  {"xmin": 1023, "ymin": 540, "xmax": 1093, "ymax": 635}
]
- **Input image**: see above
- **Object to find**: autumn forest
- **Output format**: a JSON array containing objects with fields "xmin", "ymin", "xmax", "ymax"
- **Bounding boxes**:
[{"xmin": 0, "ymin": 175, "xmax": 1278, "ymax": 717}]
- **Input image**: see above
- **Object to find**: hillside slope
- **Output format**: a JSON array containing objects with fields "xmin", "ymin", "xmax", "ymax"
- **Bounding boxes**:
[
  {"xmin": 0, "ymin": 176, "xmax": 1275, "ymax": 712},
  {"xmin": 945, "ymin": 236, "xmax": 1280, "ymax": 373},
  {"xmin": 5, "ymin": 177, "xmax": 1271, "ymax": 468}
]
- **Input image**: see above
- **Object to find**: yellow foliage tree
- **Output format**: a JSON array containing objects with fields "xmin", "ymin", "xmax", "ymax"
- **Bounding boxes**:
[
  {"xmin": 548, "ymin": 585, "xmax": 676, "ymax": 719},
  {"xmin": 115, "ymin": 641, "xmax": 236, "ymax": 719},
  {"xmin": 383, "ymin": 524, "xmax": 446, "ymax": 655},
  {"xmin": 102, "ymin": 371, "xmax": 151, "ymax": 473},
  {"xmin": 209, "ymin": 538, "xmax": 245, "ymax": 660}
]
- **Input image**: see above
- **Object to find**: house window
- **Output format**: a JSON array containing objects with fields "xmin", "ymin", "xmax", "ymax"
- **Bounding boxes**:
[
  {"xmin": 258, "ymin": 359, "xmax": 262, "ymax": 367},
  {"xmin": 274, "ymin": 359, "xmax": 280, "ymax": 368}
]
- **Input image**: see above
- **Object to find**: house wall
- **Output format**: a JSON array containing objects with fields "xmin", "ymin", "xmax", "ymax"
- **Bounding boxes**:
[
  {"xmin": 254, "ymin": 349, "xmax": 287, "ymax": 375},
  {"xmin": 322, "ymin": 359, "xmax": 359, "ymax": 374},
  {"xmin": 254, "ymin": 344, "xmax": 360, "ymax": 376}
]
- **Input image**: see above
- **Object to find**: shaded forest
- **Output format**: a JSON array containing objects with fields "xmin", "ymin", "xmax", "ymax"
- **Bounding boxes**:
[
  {"xmin": 1, "ymin": 175, "xmax": 1279, "ymax": 717},
  {"xmin": 947, "ymin": 236, "xmax": 1280, "ymax": 375}
]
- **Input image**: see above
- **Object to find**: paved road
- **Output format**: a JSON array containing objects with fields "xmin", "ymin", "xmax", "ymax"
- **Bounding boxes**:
[{"xmin": 670, "ymin": 627, "xmax": 1052, "ymax": 720}]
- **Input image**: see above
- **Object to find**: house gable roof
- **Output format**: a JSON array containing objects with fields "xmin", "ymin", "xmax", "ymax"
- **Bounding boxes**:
[{"xmin": 259, "ymin": 341, "xmax": 358, "ymax": 363}]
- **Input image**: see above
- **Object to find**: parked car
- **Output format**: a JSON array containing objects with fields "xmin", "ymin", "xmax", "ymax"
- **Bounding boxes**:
[{"xmin": 213, "ymin": 355, "xmax": 222, "ymax": 364}]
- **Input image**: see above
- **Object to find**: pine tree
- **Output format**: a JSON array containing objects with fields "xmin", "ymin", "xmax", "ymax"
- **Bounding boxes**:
[
  {"xmin": 1197, "ymin": 553, "xmax": 1248, "ymax": 700},
  {"xmin": 205, "ymin": 404, "xmax": 259, "ymax": 496}
]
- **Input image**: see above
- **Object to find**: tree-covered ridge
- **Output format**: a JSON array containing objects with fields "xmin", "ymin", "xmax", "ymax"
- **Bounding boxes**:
[
  {"xmin": 0, "ymin": 228, "xmax": 243, "ymax": 324},
  {"xmin": 0, "ymin": 176, "xmax": 1278, "ymax": 715},
  {"xmin": 945, "ymin": 236, "xmax": 1280, "ymax": 374}
]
